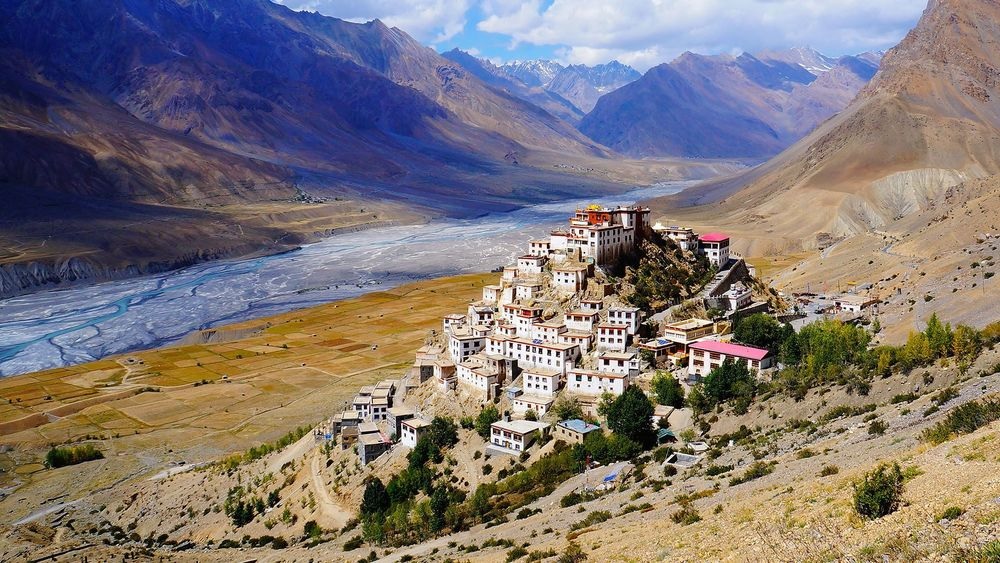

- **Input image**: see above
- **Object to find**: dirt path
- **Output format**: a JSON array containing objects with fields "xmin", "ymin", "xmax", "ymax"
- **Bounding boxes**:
[{"xmin": 310, "ymin": 450, "xmax": 350, "ymax": 529}]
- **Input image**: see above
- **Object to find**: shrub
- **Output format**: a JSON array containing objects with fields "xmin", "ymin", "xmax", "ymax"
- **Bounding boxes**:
[
  {"xmin": 796, "ymin": 448, "xmax": 815, "ymax": 459},
  {"xmin": 570, "ymin": 510, "xmax": 612, "ymax": 531},
  {"xmin": 867, "ymin": 420, "xmax": 888, "ymax": 436},
  {"xmin": 705, "ymin": 464, "xmax": 733, "ymax": 476},
  {"xmin": 343, "ymin": 536, "xmax": 363, "ymax": 551},
  {"xmin": 303, "ymin": 520, "xmax": 323, "ymax": 540},
  {"xmin": 729, "ymin": 461, "xmax": 775, "ymax": 486},
  {"xmin": 853, "ymin": 463, "xmax": 904, "ymax": 520},
  {"xmin": 670, "ymin": 504, "xmax": 701, "ymax": 526},
  {"xmin": 45, "ymin": 444, "xmax": 104, "ymax": 468},
  {"xmin": 931, "ymin": 387, "xmax": 959, "ymax": 406},
  {"xmin": 507, "ymin": 546, "xmax": 529, "ymax": 561},
  {"xmin": 557, "ymin": 542, "xmax": 587, "ymax": 563},
  {"xmin": 819, "ymin": 465, "xmax": 840, "ymax": 477},
  {"xmin": 560, "ymin": 492, "xmax": 584, "ymax": 508},
  {"xmin": 891, "ymin": 393, "xmax": 918, "ymax": 404},
  {"xmin": 939, "ymin": 506, "xmax": 963, "ymax": 520},
  {"xmin": 922, "ymin": 397, "xmax": 1000, "ymax": 444}
]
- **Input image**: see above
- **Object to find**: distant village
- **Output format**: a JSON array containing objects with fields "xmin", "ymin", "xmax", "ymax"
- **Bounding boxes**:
[{"xmin": 322, "ymin": 205, "xmax": 883, "ymax": 466}]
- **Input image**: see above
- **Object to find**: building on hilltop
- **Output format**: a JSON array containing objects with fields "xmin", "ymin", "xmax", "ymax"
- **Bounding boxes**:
[
  {"xmin": 506, "ymin": 338, "xmax": 581, "ymax": 376},
  {"xmin": 512, "ymin": 394, "xmax": 554, "ymax": 418},
  {"xmin": 652, "ymin": 224, "xmax": 698, "ymax": 250},
  {"xmin": 598, "ymin": 351, "xmax": 639, "ymax": 378},
  {"xmin": 698, "ymin": 232, "xmax": 731, "ymax": 267},
  {"xmin": 359, "ymin": 431, "xmax": 392, "ymax": 465},
  {"xmin": 608, "ymin": 305, "xmax": 642, "ymax": 335},
  {"xmin": 687, "ymin": 340, "xmax": 773, "ymax": 381},
  {"xmin": 566, "ymin": 368, "xmax": 628, "ymax": 396},
  {"xmin": 488, "ymin": 418, "xmax": 550, "ymax": 455},
  {"xmin": 400, "ymin": 417, "xmax": 431, "ymax": 449},
  {"xmin": 596, "ymin": 322, "xmax": 629, "ymax": 352},
  {"xmin": 521, "ymin": 369, "xmax": 561, "ymax": 397}
]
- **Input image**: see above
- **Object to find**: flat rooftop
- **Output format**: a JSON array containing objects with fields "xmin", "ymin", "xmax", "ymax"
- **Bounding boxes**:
[
  {"xmin": 665, "ymin": 318, "xmax": 714, "ymax": 331},
  {"xmin": 492, "ymin": 419, "xmax": 550, "ymax": 435}
]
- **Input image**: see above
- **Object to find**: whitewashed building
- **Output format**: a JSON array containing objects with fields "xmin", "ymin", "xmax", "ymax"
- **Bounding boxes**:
[
  {"xmin": 565, "ymin": 310, "xmax": 599, "ymax": 333},
  {"xmin": 506, "ymin": 338, "xmax": 581, "ymax": 375},
  {"xmin": 489, "ymin": 419, "xmax": 550, "ymax": 454},
  {"xmin": 608, "ymin": 306, "xmax": 642, "ymax": 335},
  {"xmin": 552, "ymin": 264, "xmax": 589, "ymax": 293},
  {"xmin": 567, "ymin": 368, "xmax": 628, "ymax": 396},
  {"xmin": 448, "ymin": 330, "xmax": 486, "ymax": 363},
  {"xmin": 521, "ymin": 369, "xmax": 561, "ymax": 397},
  {"xmin": 596, "ymin": 323, "xmax": 629, "ymax": 352},
  {"xmin": 512, "ymin": 395, "xmax": 555, "ymax": 418},
  {"xmin": 400, "ymin": 418, "xmax": 431, "ymax": 449}
]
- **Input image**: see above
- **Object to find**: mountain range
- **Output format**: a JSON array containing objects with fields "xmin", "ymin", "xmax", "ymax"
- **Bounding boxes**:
[{"xmin": 579, "ymin": 48, "xmax": 881, "ymax": 158}]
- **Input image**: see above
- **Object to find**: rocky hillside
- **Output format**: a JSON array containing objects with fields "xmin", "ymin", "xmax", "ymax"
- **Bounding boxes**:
[
  {"xmin": 578, "ymin": 49, "xmax": 879, "ymax": 158},
  {"xmin": 649, "ymin": 0, "xmax": 1000, "ymax": 246}
]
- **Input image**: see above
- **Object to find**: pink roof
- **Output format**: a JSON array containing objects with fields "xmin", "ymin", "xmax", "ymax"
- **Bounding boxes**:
[
  {"xmin": 699, "ymin": 232, "xmax": 730, "ymax": 243},
  {"xmin": 689, "ymin": 340, "xmax": 769, "ymax": 361}
]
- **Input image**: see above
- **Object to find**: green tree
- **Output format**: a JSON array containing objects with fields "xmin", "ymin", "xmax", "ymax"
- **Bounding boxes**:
[
  {"xmin": 686, "ymin": 384, "xmax": 710, "ymax": 415},
  {"xmin": 952, "ymin": 324, "xmax": 982, "ymax": 366},
  {"xmin": 900, "ymin": 331, "xmax": 932, "ymax": 369},
  {"xmin": 924, "ymin": 313, "xmax": 953, "ymax": 359},
  {"xmin": 360, "ymin": 477, "xmax": 390, "ymax": 518},
  {"xmin": 553, "ymin": 396, "xmax": 584, "ymax": 421},
  {"xmin": 702, "ymin": 360, "xmax": 756, "ymax": 406},
  {"xmin": 602, "ymin": 387, "xmax": 655, "ymax": 447},
  {"xmin": 524, "ymin": 409, "xmax": 538, "ymax": 421},
  {"xmin": 429, "ymin": 486, "xmax": 449, "ymax": 532},
  {"xmin": 408, "ymin": 435, "xmax": 441, "ymax": 469},
  {"xmin": 733, "ymin": 313, "xmax": 787, "ymax": 353},
  {"xmin": 475, "ymin": 405, "xmax": 501, "ymax": 439},
  {"xmin": 429, "ymin": 416, "xmax": 458, "ymax": 448},
  {"xmin": 651, "ymin": 371, "xmax": 685, "ymax": 408}
]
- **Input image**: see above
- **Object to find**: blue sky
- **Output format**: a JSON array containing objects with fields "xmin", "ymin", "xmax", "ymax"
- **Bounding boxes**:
[{"xmin": 274, "ymin": 1, "xmax": 927, "ymax": 71}]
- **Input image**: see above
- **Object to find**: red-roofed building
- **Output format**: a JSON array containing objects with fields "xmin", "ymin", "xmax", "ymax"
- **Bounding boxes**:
[
  {"xmin": 687, "ymin": 340, "xmax": 773, "ymax": 380},
  {"xmin": 699, "ymin": 233, "xmax": 730, "ymax": 267}
]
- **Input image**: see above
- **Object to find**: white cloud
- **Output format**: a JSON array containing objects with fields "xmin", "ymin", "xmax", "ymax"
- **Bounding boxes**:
[
  {"xmin": 274, "ymin": 0, "xmax": 473, "ymax": 43},
  {"xmin": 273, "ymin": 1, "xmax": 927, "ymax": 71},
  {"xmin": 477, "ymin": 0, "xmax": 927, "ymax": 70}
]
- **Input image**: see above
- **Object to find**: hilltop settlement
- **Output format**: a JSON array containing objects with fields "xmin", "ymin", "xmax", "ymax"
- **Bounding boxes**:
[{"xmin": 328, "ymin": 204, "xmax": 776, "ymax": 464}]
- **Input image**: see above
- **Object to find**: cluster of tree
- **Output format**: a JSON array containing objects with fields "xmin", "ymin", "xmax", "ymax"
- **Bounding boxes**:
[
  {"xmin": 598, "ymin": 386, "xmax": 656, "ymax": 448},
  {"xmin": 218, "ymin": 425, "xmax": 312, "ymax": 472},
  {"xmin": 688, "ymin": 360, "xmax": 757, "ymax": 415},
  {"xmin": 651, "ymin": 371, "xmax": 685, "ymax": 408},
  {"xmin": 357, "ymin": 416, "xmax": 463, "ymax": 546},
  {"xmin": 622, "ymin": 237, "xmax": 712, "ymax": 312},
  {"xmin": 474, "ymin": 405, "xmax": 501, "ymax": 440},
  {"xmin": 45, "ymin": 444, "xmax": 103, "ymax": 468},
  {"xmin": 223, "ymin": 485, "xmax": 278, "ymax": 527},
  {"xmin": 703, "ymin": 313, "xmax": 1000, "ymax": 409}
]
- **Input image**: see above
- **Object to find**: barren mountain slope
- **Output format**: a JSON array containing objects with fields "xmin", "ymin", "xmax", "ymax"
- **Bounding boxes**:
[
  {"xmin": 650, "ymin": 0, "xmax": 1000, "ymax": 252},
  {"xmin": 579, "ymin": 51, "xmax": 877, "ymax": 158}
]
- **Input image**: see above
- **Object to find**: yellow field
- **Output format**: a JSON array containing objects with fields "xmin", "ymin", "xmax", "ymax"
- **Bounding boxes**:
[{"xmin": 0, "ymin": 272, "xmax": 491, "ymax": 456}]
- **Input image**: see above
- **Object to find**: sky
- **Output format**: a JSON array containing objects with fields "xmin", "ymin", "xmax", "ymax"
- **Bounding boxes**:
[{"xmin": 273, "ymin": 0, "xmax": 928, "ymax": 71}]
